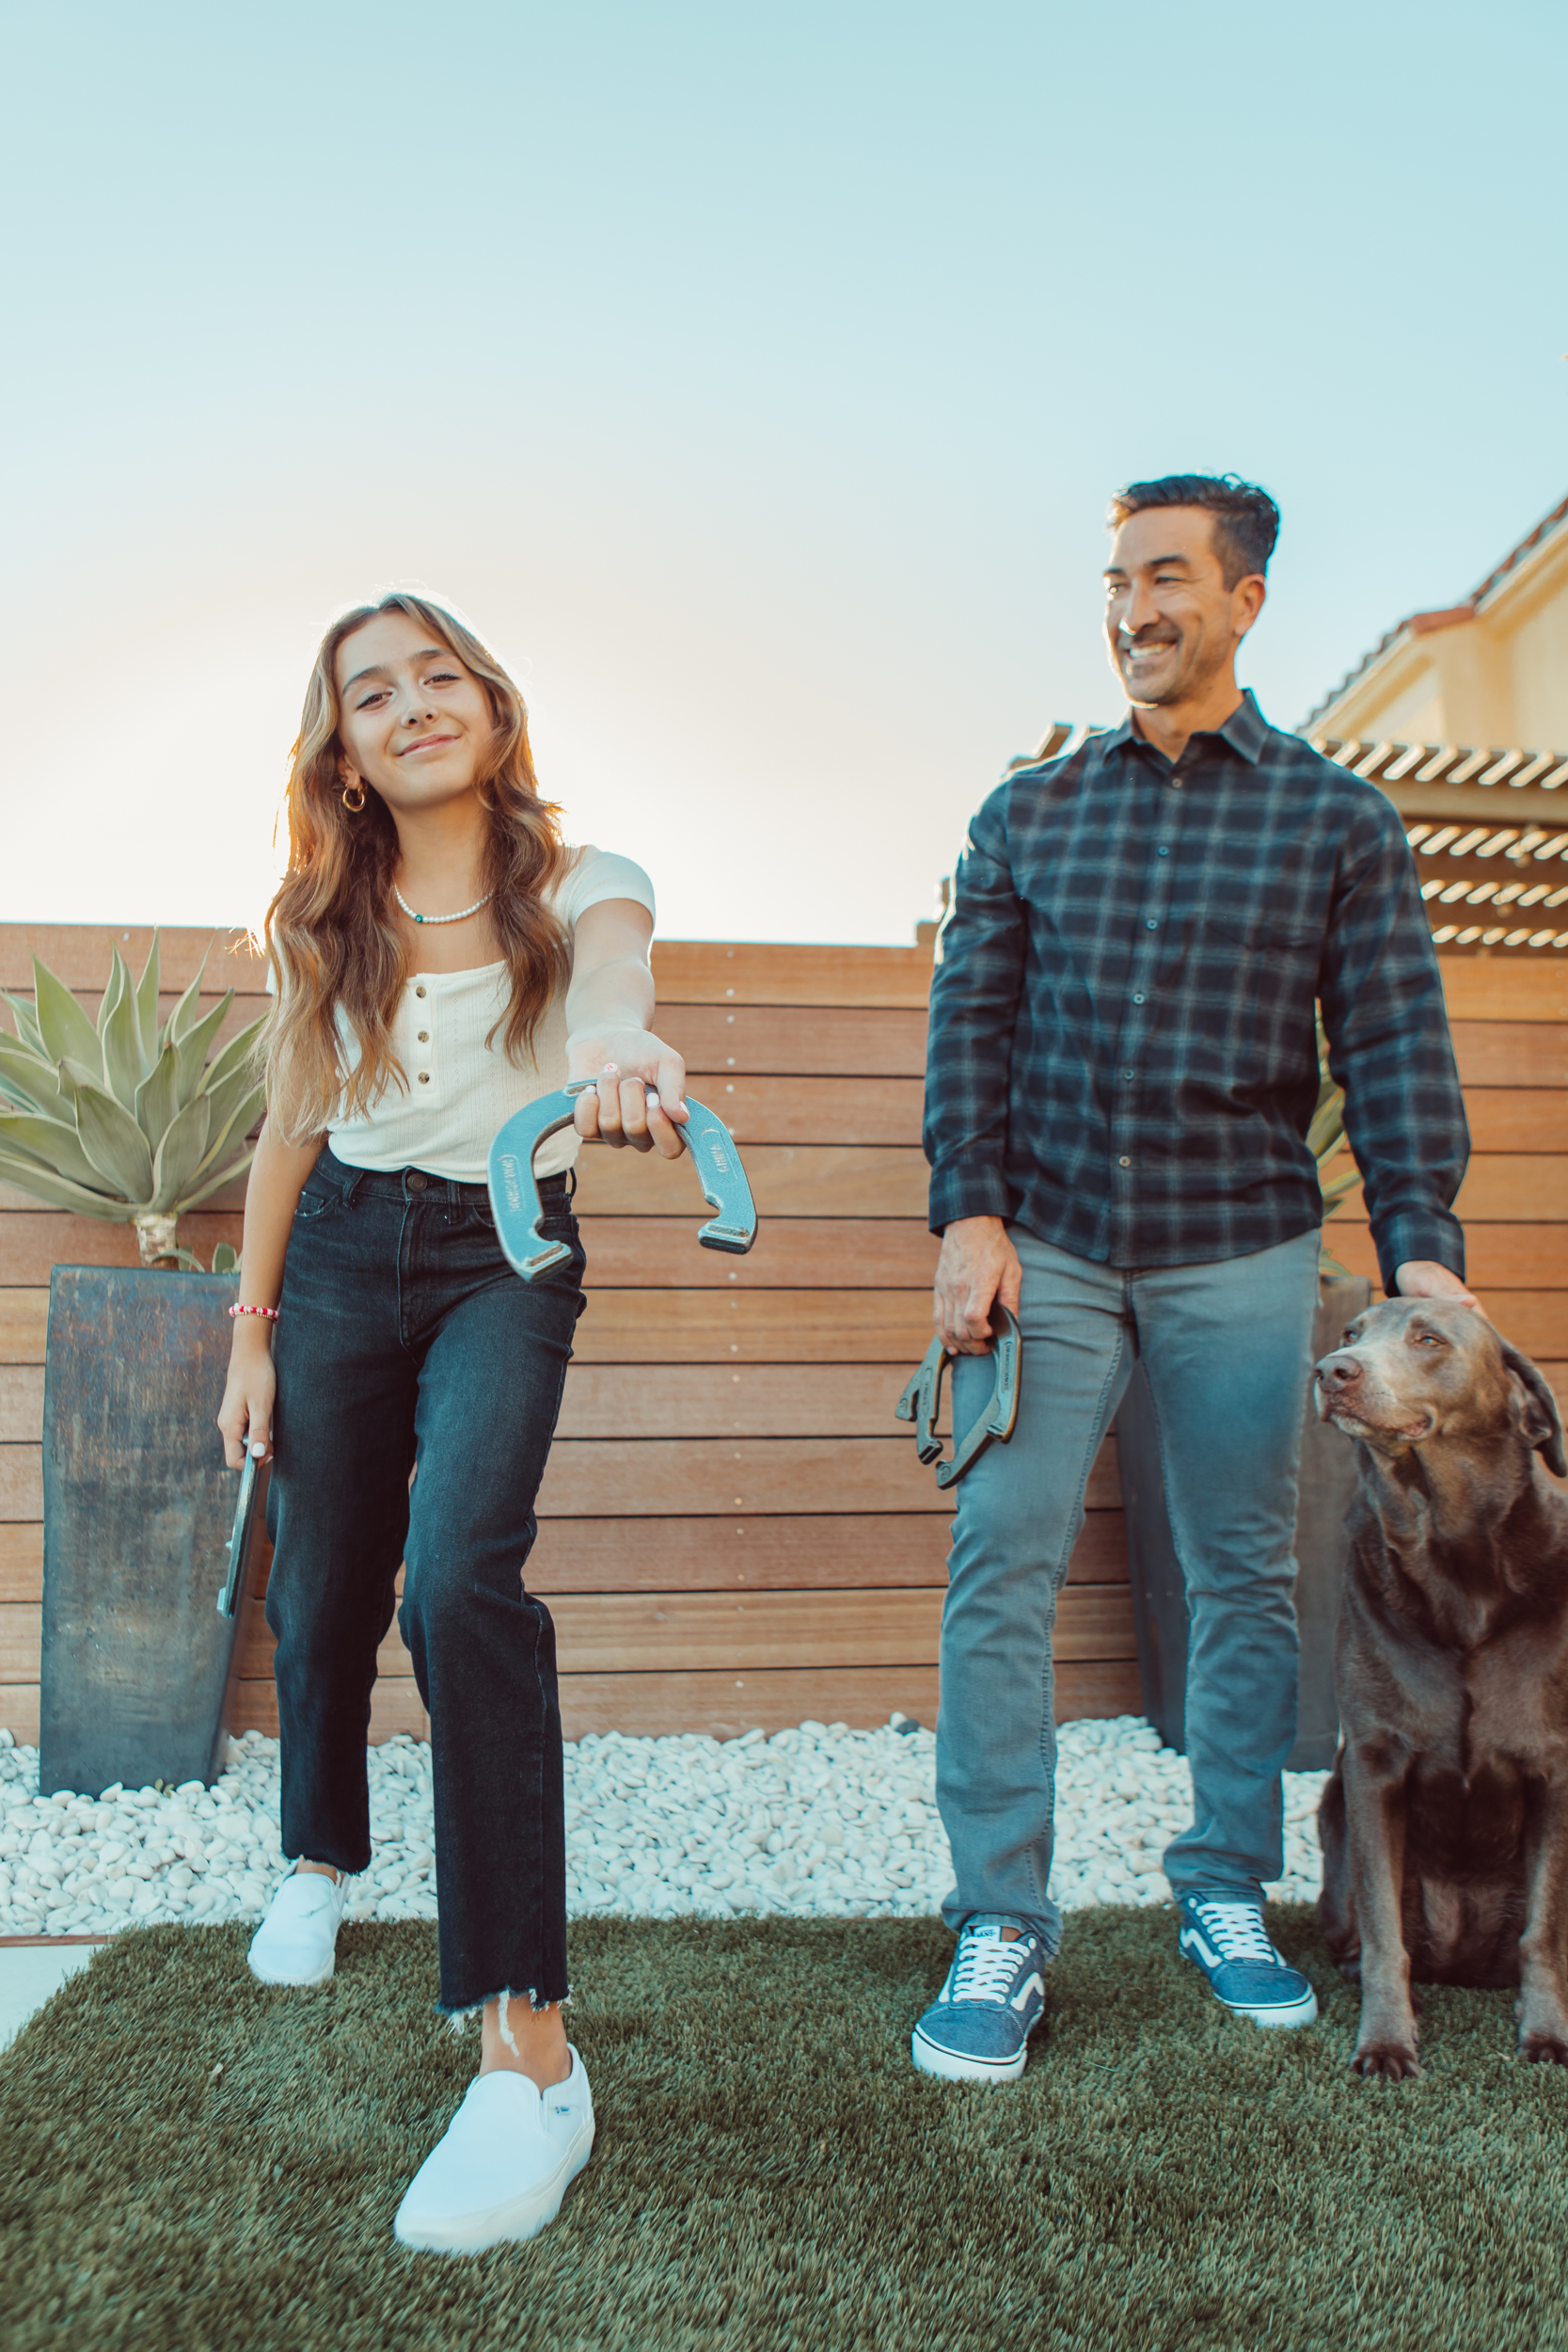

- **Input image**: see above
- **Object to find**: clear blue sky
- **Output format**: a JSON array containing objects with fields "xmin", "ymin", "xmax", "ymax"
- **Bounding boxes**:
[{"xmin": 4, "ymin": 0, "xmax": 1564, "ymax": 944}]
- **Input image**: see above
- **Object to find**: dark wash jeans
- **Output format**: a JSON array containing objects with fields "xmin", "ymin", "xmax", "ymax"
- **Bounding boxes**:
[{"xmin": 264, "ymin": 1143, "xmax": 585, "ymax": 2013}]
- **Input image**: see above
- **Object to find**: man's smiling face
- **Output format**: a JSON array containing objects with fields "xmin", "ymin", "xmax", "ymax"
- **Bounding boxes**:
[{"xmin": 1102, "ymin": 506, "xmax": 1263, "ymax": 709}]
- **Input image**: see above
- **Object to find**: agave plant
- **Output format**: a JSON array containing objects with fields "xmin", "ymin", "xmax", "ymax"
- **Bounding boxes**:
[
  {"xmin": 1310, "ymin": 1012, "xmax": 1357, "ymax": 1279},
  {"xmin": 0, "ymin": 932, "xmax": 264, "ymax": 1269}
]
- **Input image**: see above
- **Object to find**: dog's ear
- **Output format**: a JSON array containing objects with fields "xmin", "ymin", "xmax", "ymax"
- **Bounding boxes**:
[{"xmin": 1502, "ymin": 1342, "xmax": 1568, "ymax": 1479}]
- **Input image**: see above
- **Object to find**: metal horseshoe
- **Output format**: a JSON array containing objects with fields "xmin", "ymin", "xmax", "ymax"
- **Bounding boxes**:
[
  {"xmin": 487, "ymin": 1080, "xmax": 759, "ymax": 1282},
  {"xmin": 895, "ymin": 1305, "xmax": 1022, "ymax": 1489}
]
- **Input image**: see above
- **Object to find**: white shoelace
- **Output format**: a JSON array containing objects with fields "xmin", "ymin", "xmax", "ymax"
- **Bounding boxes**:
[
  {"xmin": 1189, "ymin": 1900, "xmax": 1277, "ymax": 1964},
  {"xmin": 949, "ymin": 1932, "xmax": 1031, "ymax": 2004}
]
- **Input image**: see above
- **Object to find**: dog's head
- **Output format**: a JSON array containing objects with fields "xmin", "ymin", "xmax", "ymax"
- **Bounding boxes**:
[{"xmin": 1315, "ymin": 1299, "xmax": 1566, "ymax": 1480}]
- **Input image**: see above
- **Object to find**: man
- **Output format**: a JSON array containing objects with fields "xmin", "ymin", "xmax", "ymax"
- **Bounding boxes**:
[{"xmin": 911, "ymin": 473, "xmax": 1474, "ymax": 2084}]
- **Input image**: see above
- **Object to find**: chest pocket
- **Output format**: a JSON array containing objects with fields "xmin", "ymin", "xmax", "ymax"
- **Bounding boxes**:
[{"xmin": 1203, "ymin": 914, "xmax": 1319, "ymax": 959}]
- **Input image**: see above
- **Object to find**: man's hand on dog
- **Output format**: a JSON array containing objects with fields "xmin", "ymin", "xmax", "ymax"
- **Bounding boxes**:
[
  {"xmin": 934, "ymin": 1216, "xmax": 1022, "ymax": 1354},
  {"xmin": 1395, "ymin": 1259, "xmax": 1484, "ymax": 1315}
]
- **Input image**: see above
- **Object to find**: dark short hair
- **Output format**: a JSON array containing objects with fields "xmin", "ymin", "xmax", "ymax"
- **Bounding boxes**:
[{"xmin": 1108, "ymin": 473, "xmax": 1279, "ymax": 587}]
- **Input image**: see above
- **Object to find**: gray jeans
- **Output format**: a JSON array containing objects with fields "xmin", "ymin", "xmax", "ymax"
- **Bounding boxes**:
[{"xmin": 936, "ymin": 1225, "xmax": 1322, "ymax": 1953}]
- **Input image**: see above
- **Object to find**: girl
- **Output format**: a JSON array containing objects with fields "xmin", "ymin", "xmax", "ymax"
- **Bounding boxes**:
[{"xmin": 216, "ymin": 591, "xmax": 686, "ymax": 2253}]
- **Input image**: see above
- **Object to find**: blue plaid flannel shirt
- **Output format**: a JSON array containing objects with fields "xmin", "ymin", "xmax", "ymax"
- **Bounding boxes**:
[{"xmin": 924, "ymin": 691, "xmax": 1468, "ymax": 1292}]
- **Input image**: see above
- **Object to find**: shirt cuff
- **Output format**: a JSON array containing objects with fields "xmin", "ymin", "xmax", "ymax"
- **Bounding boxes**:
[
  {"xmin": 928, "ymin": 1162, "xmax": 1014, "ymax": 1234},
  {"xmin": 1371, "ymin": 1212, "xmax": 1467, "ymax": 1298}
]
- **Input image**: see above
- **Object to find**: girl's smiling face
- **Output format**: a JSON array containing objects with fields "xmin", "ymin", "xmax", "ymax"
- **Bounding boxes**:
[{"xmin": 334, "ymin": 608, "xmax": 498, "ymax": 815}]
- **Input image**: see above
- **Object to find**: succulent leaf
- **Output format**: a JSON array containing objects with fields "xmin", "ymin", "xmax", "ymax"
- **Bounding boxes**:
[
  {"xmin": 101, "ymin": 957, "xmax": 150, "ymax": 1102},
  {"xmin": 73, "ymin": 1079, "xmax": 155, "ymax": 1200},
  {"xmin": 0, "ymin": 1037, "xmax": 67, "ymax": 1116},
  {"xmin": 176, "ymin": 1128, "xmax": 261, "ymax": 1210},
  {"xmin": 0, "ymin": 1147, "xmax": 135, "ymax": 1220},
  {"xmin": 96, "ymin": 949, "xmax": 128, "ymax": 1040},
  {"xmin": 173, "ymin": 996, "xmax": 232, "ymax": 1100},
  {"xmin": 169, "ymin": 944, "xmax": 214, "ymax": 1044},
  {"xmin": 211, "ymin": 1242, "xmax": 242, "ymax": 1275},
  {"xmin": 150, "ymin": 1094, "xmax": 213, "ymax": 1210},
  {"xmin": 1, "ymin": 993, "xmax": 46, "ymax": 1057},
  {"xmin": 32, "ymin": 957, "xmax": 103, "ymax": 1071},
  {"xmin": 182, "ymin": 1079, "xmax": 265, "ymax": 1193},
  {"xmin": 199, "ymin": 1017, "xmax": 265, "ymax": 1098},
  {"xmin": 135, "ymin": 934, "xmax": 163, "ymax": 1068},
  {"xmin": 0, "ymin": 1105, "xmax": 114, "ymax": 1192},
  {"xmin": 134, "ymin": 1041, "xmax": 182, "ymax": 1152}
]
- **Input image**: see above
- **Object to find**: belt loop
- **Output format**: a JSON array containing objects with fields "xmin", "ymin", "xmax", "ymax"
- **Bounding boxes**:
[
  {"xmin": 446, "ymin": 1176, "xmax": 460, "ymax": 1224},
  {"xmin": 341, "ymin": 1165, "xmax": 364, "ymax": 1208}
]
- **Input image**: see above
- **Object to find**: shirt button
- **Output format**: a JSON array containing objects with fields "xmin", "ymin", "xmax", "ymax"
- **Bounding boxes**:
[
  {"xmin": 1157, "ymin": 846, "xmax": 1170, "ymax": 856},
  {"xmin": 418, "ymin": 1072, "xmax": 431, "ymax": 1085},
  {"xmin": 418, "ymin": 1030, "xmax": 430, "ymax": 1043},
  {"xmin": 1123, "ymin": 1068, "xmax": 1135, "ymax": 1079},
  {"xmin": 415, "ymin": 985, "xmax": 427, "ymax": 999},
  {"xmin": 1118, "ymin": 1156, "xmax": 1132, "ymax": 1168},
  {"xmin": 1145, "ymin": 918, "xmax": 1159, "ymax": 930},
  {"xmin": 1132, "ymin": 993, "xmax": 1146, "ymax": 1005}
]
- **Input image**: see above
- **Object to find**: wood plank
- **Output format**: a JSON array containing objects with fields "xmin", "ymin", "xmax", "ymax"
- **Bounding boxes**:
[
  {"xmin": 650, "ymin": 942, "xmax": 934, "ymax": 1009},
  {"xmin": 572, "ymin": 1143, "xmax": 927, "ymax": 1218},
  {"xmin": 1440, "ymin": 961, "xmax": 1568, "ymax": 1022},
  {"xmin": 662, "ymin": 1006, "xmax": 928, "ymax": 1076},
  {"xmin": 557, "ymin": 1660, "xmax": 1143, "ymax": 1738},
  {"xmin": 0, "ymin": 1293, "xmax": 48, "ymax": 1363},
  {"xmin": 1450, "ymin": 1023, "xmax": 1568, "ymax": 1088},
  {"xmin": 557, "ymin": 1362, "xmax": 932, "ymax": 1438},
  {"xmin": 1325, "ymin": 1156, "xmax": 1568, "ymax": 1223},
  {"xmin": 1325, "ymin": 1225, "xmax": 1568, "ymax": 1289},
  {"xmin": 691, "ymin": 1076, "xmax": 922, "ymax": 1147},
  {"xmin": 537, "ymin": 1437, "xmax": 968, "ymax": 1518},
  {"xmin": 0, "ymin": 1368, "xmax": 42, "ymax": 1443},
  {"xmin": 229, "ymin": 1678, "xmax": 426, "ymax": 1742},
  {"xmin": 1475, "ymin": 1295, "xmax": 1568, "ymax": 1359},
  {"xmin": 573, "ymin": 1291, "xmax": 937, "ymax": 1363},
  {"xmin": 0, "ymin": 1684, "xmax": 40, "ymax": 1744},
  {"xmin": 0, "ymin": 926, "xmax": 260, "ymax": 992},
  {"xmin": 1465, "ymin": 1092, "xmax": 1568, "ymax": 1152},
  {"xmin": 0, "ymin": 1522, "xmax": 42, "ymax": 1601},
  {"xmin": 531, "ymin": 1499, "xmax": 1123, "ymax": 1589},
  {"xmin": 528, "ymin": 1586, "xmax": 1137, "ymax": 1674},
  {"xmin": 575, "ymin": 1217, "xmax": 936, "ymax": 1290},
  {"xmin": 227, "ymin": 1657, "xmax": 1146, "ymax": 1742},
  {"xmin": 0, "ymin": 1215, "xmax": 244, "ymax": 1286},
  {"xmin": 0, "ymin": 1602, "xmax": 40, "ymax": 1679},
  {"xmin": 0, "ymin": 1447, "xmax": 41, "ymax": 1521}
]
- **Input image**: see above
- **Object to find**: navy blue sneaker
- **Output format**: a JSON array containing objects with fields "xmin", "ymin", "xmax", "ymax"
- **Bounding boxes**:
[
  {"xmin": 1178, "ymin": 1895, "xmax": 1318, "ymax": 2028},
  {"xmin": 911, "ymin": 1919, "xmax": 1049, "ymax": 2084}
]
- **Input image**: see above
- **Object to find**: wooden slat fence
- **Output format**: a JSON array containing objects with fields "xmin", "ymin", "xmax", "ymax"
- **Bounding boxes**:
[{"xmin": 1, "ymin": 927, "xmax": 1563, "ymax": 1746}]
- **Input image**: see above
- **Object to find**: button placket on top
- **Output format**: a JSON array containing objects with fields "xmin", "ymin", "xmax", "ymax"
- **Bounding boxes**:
[
  {"xmin": 409, "ymin": 977, "xmax": 438, "ymax": 1103},
  {"xmin": 1108, "ymin": 757, "xmax": 1186, "ymax": 1257}
]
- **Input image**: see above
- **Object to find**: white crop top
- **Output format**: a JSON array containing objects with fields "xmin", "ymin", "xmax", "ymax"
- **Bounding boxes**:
[{"xmin": 273, "ymin": 847, "xmax": 656, "ymax": 1183}]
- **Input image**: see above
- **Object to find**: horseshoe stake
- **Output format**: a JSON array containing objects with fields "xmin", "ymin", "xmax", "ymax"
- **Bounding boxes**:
[{"xmin": 488, "ymin": 1081, "xmax": 759, "ymax": 1282}]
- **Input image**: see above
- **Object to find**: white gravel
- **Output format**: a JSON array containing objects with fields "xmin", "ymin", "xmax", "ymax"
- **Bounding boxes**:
[{"xmin": 0, "ymin": 1716, "xmax": 1328, "ymax": 1938}]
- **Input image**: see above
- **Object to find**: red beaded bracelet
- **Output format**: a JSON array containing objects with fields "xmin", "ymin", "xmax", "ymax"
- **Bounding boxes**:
[{"xmin": 228, "ymin": 1303, "xmax": 280, "ymax": 1323}]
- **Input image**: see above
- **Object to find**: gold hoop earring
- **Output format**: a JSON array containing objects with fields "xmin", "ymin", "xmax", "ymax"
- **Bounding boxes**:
[{"xmin": 341, "ymin": 779, "xmax": 366, "ymax": 813}]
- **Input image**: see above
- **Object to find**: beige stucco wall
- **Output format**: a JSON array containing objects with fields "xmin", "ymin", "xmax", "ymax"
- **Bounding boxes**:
[{"xmin": 1312, "ymin": 519, "xmax": 1568, "ymax": 747}]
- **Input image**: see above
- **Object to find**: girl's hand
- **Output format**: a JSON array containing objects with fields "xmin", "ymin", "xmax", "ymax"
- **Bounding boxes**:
[
  {"xmin": 567, "ymin": 1027, "xmax": 689, "ymax": 1157},
  {"xmin": 217, "ymin": 1328, "xmax": 277, "ymax": 1469}
]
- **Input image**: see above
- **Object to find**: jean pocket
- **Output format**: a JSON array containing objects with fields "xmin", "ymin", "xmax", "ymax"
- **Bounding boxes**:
[{"xmin": 293, "ymin": 1184, "xmax": 340, "ymax": 1222}]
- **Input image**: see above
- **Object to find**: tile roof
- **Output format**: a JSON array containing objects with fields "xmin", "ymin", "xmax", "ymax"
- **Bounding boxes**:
[{"xmin": 1301, "ymin": 492, "xmax": 1568, "ymax": 729}]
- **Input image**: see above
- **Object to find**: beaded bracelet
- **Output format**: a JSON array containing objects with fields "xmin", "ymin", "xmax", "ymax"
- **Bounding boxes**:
[{"xmin": 228, "ymin": 1303, "xmax": 280, "ymax": 1323}]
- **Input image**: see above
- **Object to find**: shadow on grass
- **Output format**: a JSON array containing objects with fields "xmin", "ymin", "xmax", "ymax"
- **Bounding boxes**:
[{"xmin": 2, "ymin": 1906, "xmax": 1566, "ymax": 2352}]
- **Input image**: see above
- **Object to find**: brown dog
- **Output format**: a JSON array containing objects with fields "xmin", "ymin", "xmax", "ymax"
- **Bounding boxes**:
[{"xmin": 1314, "ymin": 1298, "xmax": 1568, "ymax": 2079}]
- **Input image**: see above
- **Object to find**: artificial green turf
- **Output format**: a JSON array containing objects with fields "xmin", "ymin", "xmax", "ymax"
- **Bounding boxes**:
[{"xmin": 2, "ymin": 1908, "xmax": 1567, "ymax": 2352}]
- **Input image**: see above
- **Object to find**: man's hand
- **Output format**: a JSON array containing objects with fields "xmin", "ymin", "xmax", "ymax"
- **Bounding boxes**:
[
  {"xmin": 1394, "ymin": 1259, "xmax": 1485, "ymax": 1315},
  {"xmin": 934, "ymin": 1216, "xmax": 1022, "ymax": 1354}
]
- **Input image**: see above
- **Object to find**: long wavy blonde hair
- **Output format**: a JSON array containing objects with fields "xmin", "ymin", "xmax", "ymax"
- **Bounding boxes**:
[{"xmin": 261, "ymin": 592, "xmax": 573, "ymax": 1141}]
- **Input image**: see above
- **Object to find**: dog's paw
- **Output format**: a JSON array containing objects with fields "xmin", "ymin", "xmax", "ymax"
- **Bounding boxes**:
[
  {"xmin": 1351, "ymin": 2039, "xmax": 1421, "ymax": 2081},
  {"xmin": 1520, "ymin": 2029, "xmax": 1568, "ymax": 2066}
]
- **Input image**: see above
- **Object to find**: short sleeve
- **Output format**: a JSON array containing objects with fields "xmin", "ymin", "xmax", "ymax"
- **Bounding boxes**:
[{"xmin": 555, "ymin": 847, "xmax": 657, "ymax": 930}]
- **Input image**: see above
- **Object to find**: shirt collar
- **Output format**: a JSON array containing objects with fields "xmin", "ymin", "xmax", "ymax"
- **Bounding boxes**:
[{"xmin": 1101, "ymin": 686, "xmax": 1270, "ymax": 768}]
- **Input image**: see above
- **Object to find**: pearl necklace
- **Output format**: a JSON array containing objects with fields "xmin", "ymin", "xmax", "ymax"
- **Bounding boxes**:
[{"xmin": 393, "ymin": 885, "xmax": 494, "ymax": 927}]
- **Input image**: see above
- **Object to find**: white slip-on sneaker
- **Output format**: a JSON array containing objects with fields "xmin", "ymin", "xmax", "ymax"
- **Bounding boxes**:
[
  {"xmin": 246, "ymin": 1868, "xmax": 348, "ymax": 1988},
  {"xmin": 393, "ymin": 2045, "xmax": 595, "ymax": 2256}
]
